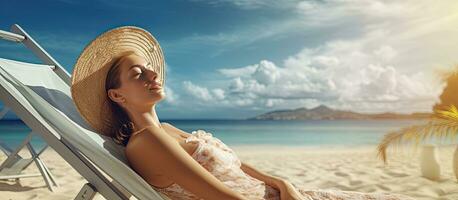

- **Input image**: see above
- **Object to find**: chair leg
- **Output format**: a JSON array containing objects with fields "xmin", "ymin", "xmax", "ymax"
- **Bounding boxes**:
[
  {"xmin": 22, "ymin": 144, "xmax": 59, "ymax": 187},
  {"xmin": 26, "ymin": 142, "xmax": 56, "ymax": 192},
  {"xmin": 41, "ymin": 156, "xmax": 59, "ymax": 187},
  {"xmin": 22, "ymin": 144, "xmax": 48, "ymax": 169},
  {"xmin": 74, "ymin": 183, "xmax": 97, "ymax": 200}
]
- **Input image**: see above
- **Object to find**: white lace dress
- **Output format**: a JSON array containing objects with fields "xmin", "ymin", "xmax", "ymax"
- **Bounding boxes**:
[{"xmin": 150, "ymin": 130, "xmax": 415, "ymax": 200}]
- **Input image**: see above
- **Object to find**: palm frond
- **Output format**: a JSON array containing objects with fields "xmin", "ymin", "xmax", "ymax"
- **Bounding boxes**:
[
  {"xmin": 377, "ymin": 105, "xmax": 458, "ymax": 164},
  {"xmin": 435, "ymin": 105, "xmax": 458, "ymax": 121}
]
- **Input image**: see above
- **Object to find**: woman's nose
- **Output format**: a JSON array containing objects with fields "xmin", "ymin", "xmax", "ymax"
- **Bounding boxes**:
[{"xmin": 144, "ymin": 68, "xmax": 159, "ymax": 82}]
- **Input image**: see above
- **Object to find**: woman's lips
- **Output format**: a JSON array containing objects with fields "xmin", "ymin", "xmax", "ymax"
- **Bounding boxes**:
[{"xmin": 149, "ymin": 83, "xmax": 162, "ymax": 90}]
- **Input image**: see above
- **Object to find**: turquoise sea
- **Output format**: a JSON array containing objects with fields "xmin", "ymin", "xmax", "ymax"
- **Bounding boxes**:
[{"xmin": 0, "ymin": 119, "xmax": 430, "ymax": 151}]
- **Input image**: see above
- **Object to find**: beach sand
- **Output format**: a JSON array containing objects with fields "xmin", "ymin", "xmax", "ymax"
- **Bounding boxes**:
[{"xmin": 1, "ymin": 145, "xmax": 457, "ymax": 200}]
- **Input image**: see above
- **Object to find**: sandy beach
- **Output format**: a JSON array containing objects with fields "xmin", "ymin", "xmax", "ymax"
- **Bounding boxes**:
[{"xmin": 1, "ymin": 145, "xmax": 458, "ymax": 200}]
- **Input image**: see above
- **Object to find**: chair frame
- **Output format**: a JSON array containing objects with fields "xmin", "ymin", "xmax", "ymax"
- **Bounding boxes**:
[
  {"xmin": 0, "ymin": 107, "xmax": 59, "ymax": 191},
  {"xmin": 0, "ymin": 24, "xmax": 139, "ymax": 200}
]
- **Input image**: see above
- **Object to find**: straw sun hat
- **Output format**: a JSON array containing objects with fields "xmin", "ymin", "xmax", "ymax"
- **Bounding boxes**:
[{"xmin": 71, "ymin": 26, "xmax": 165, "ymax": 136}]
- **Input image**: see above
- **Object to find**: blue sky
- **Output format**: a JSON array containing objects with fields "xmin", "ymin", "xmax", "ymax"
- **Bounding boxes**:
[{"xmin": 1, "ymin": 0, "xmax": 458, "ymax": 119}]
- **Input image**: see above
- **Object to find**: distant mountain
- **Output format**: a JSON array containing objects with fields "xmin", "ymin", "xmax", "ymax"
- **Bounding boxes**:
[{"xmin": 247, "ymin": 105, "xmax": 432, "ymax": 120}]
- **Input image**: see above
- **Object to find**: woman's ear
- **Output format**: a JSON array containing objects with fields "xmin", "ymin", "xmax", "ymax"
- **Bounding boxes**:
[{"xmin": 108, "ymin": 88, "xmax": 125, "ymax": 103}]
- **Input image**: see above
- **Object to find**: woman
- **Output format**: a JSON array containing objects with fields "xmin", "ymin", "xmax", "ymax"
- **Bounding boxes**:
[{"xmin": 71, "ymin": 26, "xmax": 415, "ymax": 200}]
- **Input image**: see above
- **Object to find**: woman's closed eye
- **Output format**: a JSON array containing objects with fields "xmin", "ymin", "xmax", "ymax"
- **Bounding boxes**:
[
  {"xmin": 135, "ymin": 70, "xmax": 144, "ymax": 78},
  {"xmin": 131, "ymin": 67, "xmax": 145, "ymax": 79},
  {"xmin": 131, "ymin": 64, "xmax": 155, "ymax": 79}
]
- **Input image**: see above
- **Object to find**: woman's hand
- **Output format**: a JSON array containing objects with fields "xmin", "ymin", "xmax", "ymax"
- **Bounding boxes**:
[{"xmin": 276, "ymin": 179, "xmax": 309, "ymax": 200}]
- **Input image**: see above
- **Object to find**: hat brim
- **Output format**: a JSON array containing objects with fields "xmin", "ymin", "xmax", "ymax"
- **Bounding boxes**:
[{"xmin": 71, "ymin": 26, "xmax": 165, "ymax": 136}]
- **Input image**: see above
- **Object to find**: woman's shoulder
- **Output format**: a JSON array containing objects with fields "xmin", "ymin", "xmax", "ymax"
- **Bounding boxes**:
[
  {"xmin": 126, "ymin": 125, "xmax": 169, "ymax": 151},
  {"xmin": 160, "ymin": 122, "xmax": 194, "ymax": 138}
]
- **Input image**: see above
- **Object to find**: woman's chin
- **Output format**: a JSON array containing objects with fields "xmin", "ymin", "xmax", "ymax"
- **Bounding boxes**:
[{"xmin": 148, "ymin": 93, "xmax": 166, "ymax": 103}]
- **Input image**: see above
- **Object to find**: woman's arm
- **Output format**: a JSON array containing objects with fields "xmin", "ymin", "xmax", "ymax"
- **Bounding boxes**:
[
  {"xmin": 161, "ymin": 122, "xmax": 286, "ymax": 191},
  {"xmin": 241, "ymin": 162, "xmax": 305, "ymax": 199},
  {"xmin": 240, "ymin": 161, "xmax": 286, "ymax": 190}
]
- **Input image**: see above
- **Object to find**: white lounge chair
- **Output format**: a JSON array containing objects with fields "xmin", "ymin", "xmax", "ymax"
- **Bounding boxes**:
[{"xmin": 0, "ymin": 24, "xmax": 170, "ymax": 200}]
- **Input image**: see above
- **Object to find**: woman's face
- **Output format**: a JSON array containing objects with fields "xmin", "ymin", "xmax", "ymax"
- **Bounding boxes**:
[{"xmin": 108, "ymin": 54, "xmax": 165, "ymax": 110}]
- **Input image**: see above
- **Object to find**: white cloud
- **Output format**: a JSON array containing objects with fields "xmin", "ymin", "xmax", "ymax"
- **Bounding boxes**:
[
  {"xmin": 218, "ymin": 64, "xmax": 257, "ymax": 78},
  {"xmin": 183, "ymin": 81, "xmax": 213, "ymax": 102},
  {"xmin": 178, "ymin": 0, "xmax": 457, "ymax": 114},
  {"xmin": 211, "ymin": 88, "xmax": 226, "ymax": 100},
  {"xmin": 204, "ymin": 44, "xmax": 441, "ymax": 113},
  {"xmin": 184, "ymin": 35, "xmax": 443, "ymax": 112},
  {"xmin": 373, "ymin": 45, "xmax": 397, "ymax": 62},
  {"xmin": 275, "ymin": 36, "xmax": 443, "ymax": 112},
  {"xmin": 265, "ymin": 98, "xmax": 284, "ymax": 107},
  {"xmin": 233, "ymin": 98, "xmax": 254, "ymax": 106},
  {"xmin": 163, "ymin": 86, "xmax": 180, "ymax": 105},
  {"xmin": 183, "ymin": 81, "xmax": 227, "ymax": 102},
  {"xmin": 251, "ymin": 60, "xmax": 280, "ymax": 85},
  {"xmin": 220, "ymin": 52, "xmax": 441, "ymax": 112},
  {"xmin": 229, "ymin": 77, "xmax": 244, "ymax": 91}
]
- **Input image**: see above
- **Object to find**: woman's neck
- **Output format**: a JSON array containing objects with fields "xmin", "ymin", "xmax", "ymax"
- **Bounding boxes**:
[{"xmin": 127, "ymin": 105, "xmax": 162, "ymax": 132}]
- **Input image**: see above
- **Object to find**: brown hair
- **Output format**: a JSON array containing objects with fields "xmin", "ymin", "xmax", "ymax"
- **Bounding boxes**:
[{"xmin": 105, "ymin": 51, "xmax": 137, "ymax": 146}]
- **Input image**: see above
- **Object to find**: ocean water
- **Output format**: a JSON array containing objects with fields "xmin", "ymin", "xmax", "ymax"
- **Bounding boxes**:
[{"xmin": 0, "ymin": 119, "xmax": 431, "ymax": 151}]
